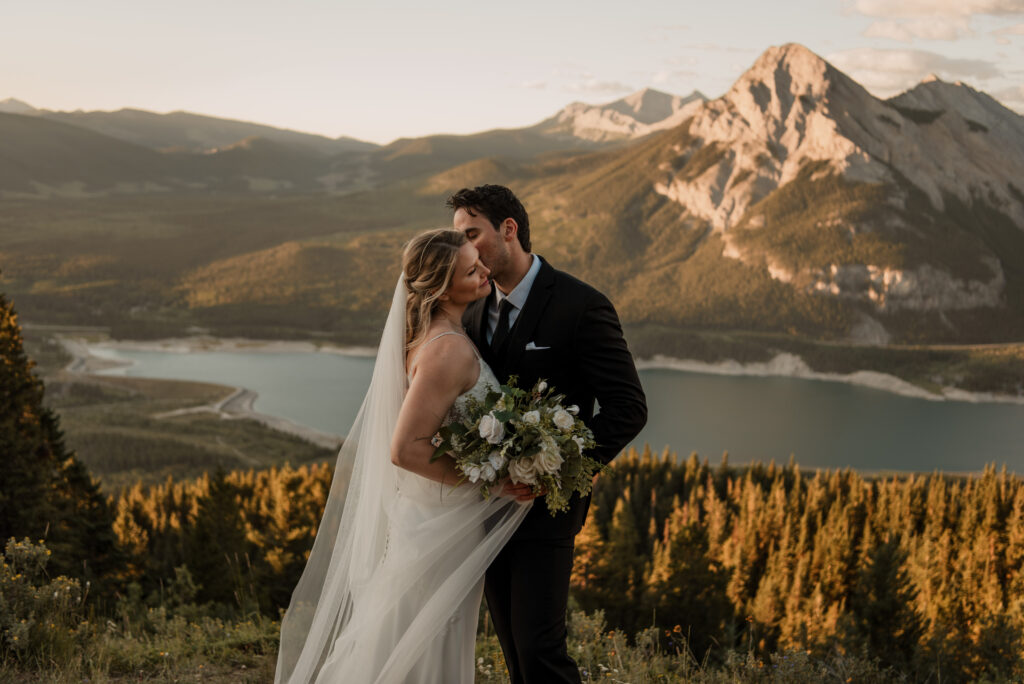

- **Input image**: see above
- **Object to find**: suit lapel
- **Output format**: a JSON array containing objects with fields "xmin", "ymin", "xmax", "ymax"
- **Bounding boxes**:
[{"xmin": 500, "ymin": 257, "xmax": 555, "ymax": 373}]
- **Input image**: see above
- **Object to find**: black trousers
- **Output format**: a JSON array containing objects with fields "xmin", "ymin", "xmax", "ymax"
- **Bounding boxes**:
[{"xmin": 484, "ymin": 537, "xmax": 582, "ymax": 684}]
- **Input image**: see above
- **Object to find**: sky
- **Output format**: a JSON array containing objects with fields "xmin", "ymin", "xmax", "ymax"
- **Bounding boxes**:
[{"xmin": 2, "ymin": 0, "xmax": 1023, "ymax": 144}]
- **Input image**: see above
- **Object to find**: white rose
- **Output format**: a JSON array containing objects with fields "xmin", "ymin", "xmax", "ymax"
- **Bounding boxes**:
[
  {"xmin": 508, "ymin": 457, "xmax": 538, "ymax": 485},
  {"xmin": 481, "ymin": 463, "xmax": 497, "ymax": 482},
  {"xmin": 572, "ymin": 436, "xmax": 585, "ymax": 454},
  {"xmin": 522, "ymin": 410, "xmax": 540, "ymax": 425},
  {"xmin": 552, "ymin": 408, "xmax": 574, "ymax": 431},
  {"xmin": 535, "ymin": 441, "xmax": 564, "ymax": 474},
  {"xmin": 536, "ymin": 381, "xmax": 548, "ymax": 393},
  {"xmin": 567, "ymin": 404, "xmax": 579, "ymax": 415},
  {"xmin": 465, "ymin": 464, "xmax": 482, "ymax": 483},
  {"xmin": 478, "ymin": 413, "xmax": 505, "ymax": 444},
  {"xmin": 488, "ymin": 451, "xmax": 506, "ymax": 471}
]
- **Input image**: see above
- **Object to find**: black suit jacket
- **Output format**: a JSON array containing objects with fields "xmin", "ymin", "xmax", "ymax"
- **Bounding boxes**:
[{"xmin": 463, "ymin": 256, "xmax": 647, "ymax": 539}]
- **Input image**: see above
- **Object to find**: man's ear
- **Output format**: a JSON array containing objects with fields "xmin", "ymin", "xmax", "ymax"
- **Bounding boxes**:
[{"xmin": 501, "ymin": 218, "xmax": 519, "ymax": 243}]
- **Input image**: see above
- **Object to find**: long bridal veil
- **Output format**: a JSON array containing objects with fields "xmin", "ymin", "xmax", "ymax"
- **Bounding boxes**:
[{"xmin": 276, "ymin": 277, "xmax": 530, "ymax": 684}]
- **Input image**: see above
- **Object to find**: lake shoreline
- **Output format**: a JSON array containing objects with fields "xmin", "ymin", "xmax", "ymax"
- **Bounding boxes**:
[
  {"xmin": 63, "ymin": 333, "xmax": 1024, "ymax": 407},
  {"xmin": 636, "ymin": 353, "xmax": 1024, "ymax": 406},
  {"xmin": 58, "ymin": 336, "xmax": 345, "ymax": 450},
  {"xmin": 53, "ymin": 334, "xmax": 1024, "ymax": 475}
]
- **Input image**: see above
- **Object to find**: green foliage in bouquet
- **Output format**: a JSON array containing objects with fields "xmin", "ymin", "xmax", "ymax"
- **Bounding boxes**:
[{"xmin": 430, "ymin": 376, "xmax": 601, "ymax": 515}]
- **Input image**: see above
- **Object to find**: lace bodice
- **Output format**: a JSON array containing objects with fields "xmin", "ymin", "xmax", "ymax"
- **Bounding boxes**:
[{"xmin": 445, "ymin": 356, "xmax": 498, "ymax": 426}]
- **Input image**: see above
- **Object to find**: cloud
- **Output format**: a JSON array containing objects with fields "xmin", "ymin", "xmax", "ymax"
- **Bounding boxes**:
[
  {"xmin": 848, "ymin": 0, "xmax": 1024, "ymax": 18},
  {"xmin": 993, "ymin": 22, "xmax": 1024, "ymax": 42},
  {"xmin": 682, "ymin": 43, "xmax": 760, "ymax": 54},
  {"xmin": 849, "ymin": 0, "xmax": 1024, "ymax": 43},
  {"xmin": 827, "ymin": 48, "xmax": 1001, "ymax": 95},
  {"xmin": 652, "ymin": 69, "xmax": 698, "ymax": 85},
  {"xmin": 993, "ymin": 84, "xmax": 1024, "ymax": 110},
  {"xmin": 863, "ymin": 17, "xmax": 972, "ymax": 41},
  {"xmin": 565, "ymin": 79, "xmax": 634, "ymax": 94}
]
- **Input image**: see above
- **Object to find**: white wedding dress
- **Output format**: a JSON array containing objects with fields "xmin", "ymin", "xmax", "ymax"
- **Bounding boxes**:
[{"xmin": 276, "ymin": 280, "xmax": 531, "ymax": 684}]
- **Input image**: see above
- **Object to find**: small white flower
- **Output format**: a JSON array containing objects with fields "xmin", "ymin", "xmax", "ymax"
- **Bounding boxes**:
[
  {"xmin": 488, "ymin": 451, "xmax": 506, "ymax": 471},
  {"xmin": 567, "ymin": 404, "xmax": 579, "ymax": 415},
  {"xmin": 478, "ymin": 413, "xmax": 505, "ymax": 444},
  {"xmin": 465, "ymin": 465, "xmax": 482, "ymax": 483},
  {"xmin": 536, "ymin": 381, "xmax": 548, "ymax": 393},
  {"xmin": 552, "ymin": 408, "xmax": 574, "ymax": 431},
  {"xmin": 508, "ymin": 457, "xmax": 538, "ymax": 485},
  {"xmin": 481, "ymin": 463, "xmax": 497, "ymax": 481},
  {"xmin": 572, "ymin": 436, "xmax": 585, "ymax": 453},
  {"xmin": 522, "ymin": 410, "xmax": 540, "ymax": 425}
]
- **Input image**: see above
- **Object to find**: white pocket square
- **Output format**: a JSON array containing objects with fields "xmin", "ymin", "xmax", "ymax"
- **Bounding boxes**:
[{"xmin": 524, "ymin": 341, "xmax": 550, "ymax": 351}]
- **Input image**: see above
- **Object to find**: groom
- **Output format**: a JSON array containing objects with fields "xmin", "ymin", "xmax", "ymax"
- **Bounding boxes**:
[{"xmin": 449, "ymin": 185, "xmax": 647, "ymax": 683}]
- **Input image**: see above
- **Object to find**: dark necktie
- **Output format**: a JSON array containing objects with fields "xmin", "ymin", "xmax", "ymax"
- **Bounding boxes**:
[{"xmin": 491, "ymin": 298, "xmax": 514, "ymax": 351}]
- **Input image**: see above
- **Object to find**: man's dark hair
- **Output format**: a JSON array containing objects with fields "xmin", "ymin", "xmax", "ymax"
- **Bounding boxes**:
[{"xmin": 445, "ymin": 184, "xmax": 531, "ymax": 252}]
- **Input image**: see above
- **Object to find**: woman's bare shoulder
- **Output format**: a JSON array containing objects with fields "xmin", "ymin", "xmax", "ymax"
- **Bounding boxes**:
[{"xmin": 407, "ymin": 332, "xmax": 477, "ymax": 383}]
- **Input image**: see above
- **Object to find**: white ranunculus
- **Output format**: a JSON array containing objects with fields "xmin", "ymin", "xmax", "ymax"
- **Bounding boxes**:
[
  {"xmin": 536, "ymin": 381, "xmax": 548, "ymax": 393},
  {"xmin": 535, "ymin": 439, "xmax": 564, "ymax": 474},
  {"xmin": 508, "ymin": 457, "xmax": 538, "ymax": 485},
  {"xmin": 465, "ymin": 464, "xmax": 482, "ymax": 483},
  {"xmin": 522, "ymin": 410, "xmax": 540, "ymax": 425},
  {"xmin": 488, "ymin": 451, "xmax": 506, "ymax": 471},
  {"xmin": 552, "ymin": 408, "xmax": 574, "ymax": 431},
  {"xmin": 478, "ymin": 412, "xmax": 505, "ymax": 444},
  {"xmin": 481, "ymin": 463, "xmax": 497, "ymax": 482},
  {"xmin": 567, "ymin": 404, "xmax": 579, "ymax": 415}
]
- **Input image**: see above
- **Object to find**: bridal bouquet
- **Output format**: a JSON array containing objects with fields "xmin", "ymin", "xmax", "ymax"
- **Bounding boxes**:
[{"xmin": 430, "ymin": 377, "xmax": 601, "ymax": 515}]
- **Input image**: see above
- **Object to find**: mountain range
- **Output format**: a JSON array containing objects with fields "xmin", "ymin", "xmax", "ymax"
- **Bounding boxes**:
[{"xmin": 2, "ymin": 43, "xmax": 1023, "ymax": 348}]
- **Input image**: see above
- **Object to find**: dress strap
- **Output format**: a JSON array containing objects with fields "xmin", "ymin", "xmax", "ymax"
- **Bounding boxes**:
[{"xmin": 408, "ymin": 331, "xmax": 478, "ymax": 375}]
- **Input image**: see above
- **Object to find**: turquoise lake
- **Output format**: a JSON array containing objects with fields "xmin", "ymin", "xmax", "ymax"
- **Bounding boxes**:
[{"xmin": 91, "ymin": 347, "xmax": 1024, "ymax": 473}]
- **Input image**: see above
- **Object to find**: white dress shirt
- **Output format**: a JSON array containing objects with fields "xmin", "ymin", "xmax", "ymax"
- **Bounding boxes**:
[{"xmin": 486, "ymin": 254, "xmax": 541, "ymax": 345}]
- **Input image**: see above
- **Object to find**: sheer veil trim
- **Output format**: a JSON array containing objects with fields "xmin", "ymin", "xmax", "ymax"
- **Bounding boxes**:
[{"xmin": 275, "ymin": 277, "xmax": 530, "ymax": 684}]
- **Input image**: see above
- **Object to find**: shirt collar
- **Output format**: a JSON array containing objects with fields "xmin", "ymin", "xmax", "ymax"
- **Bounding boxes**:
[{"xmin": 495, "ymin": 254, "xmax": 540, "ymax": 311}]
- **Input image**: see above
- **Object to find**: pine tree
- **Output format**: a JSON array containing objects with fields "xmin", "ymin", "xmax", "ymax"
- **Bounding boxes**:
[
  {"xmin": 840, "ymin": 538, "xmax": 923, "ymax": 671},
  {"xmin": 603, "ymin": 494, "xmax": 644, "ymax": 631},
  {"xmin": 0, "ymin": 288, "xmax": 118, "ymax": 595},
  {"xmin": 185, "ymin": 467, "xmax": 252, "ymax": 609},
  {"xmin": 645, "ymin": 505, "xmax": 732, "ymax": 659}
]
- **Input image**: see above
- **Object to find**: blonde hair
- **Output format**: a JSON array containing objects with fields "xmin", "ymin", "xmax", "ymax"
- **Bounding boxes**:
[{"xmin": 402, "ymin": 228, "xmax": 468, "ymax": 350}]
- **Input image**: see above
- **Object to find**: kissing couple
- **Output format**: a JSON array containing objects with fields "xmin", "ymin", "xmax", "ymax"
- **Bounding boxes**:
[{"xmin": 276, "ymin": 184, "xmax": 647, "ymax": 683}]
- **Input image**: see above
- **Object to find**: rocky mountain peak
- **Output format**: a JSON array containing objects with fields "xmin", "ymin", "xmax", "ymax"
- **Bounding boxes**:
[
  {"xmin": 891, "ymin": 78, "xmax": 1024, "ymax": 137},
  {"xmin": 611, "ymin": 88, "xmax": 695, "ymax": 125},
  {"xmin": 0, "ymin": 98, "xmax": 38, "ymax": 115},
  {"xmin": 533, "ymin": 87, "xmax": 705, "ymax": 143},
  {"xmin": 723, "ymin": 42, "xmax": 870, "ymax": 119}
]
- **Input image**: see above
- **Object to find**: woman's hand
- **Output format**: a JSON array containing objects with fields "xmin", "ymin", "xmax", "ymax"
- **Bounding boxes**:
[{"xmin": 495, "ymin": 477, "xmax": 546, "ymax": 502}]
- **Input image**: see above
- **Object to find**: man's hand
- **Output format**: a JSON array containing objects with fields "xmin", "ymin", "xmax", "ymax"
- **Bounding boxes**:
[{"xmin": 496, "ymin": 478, "xmax": 547, "ymax": 502}]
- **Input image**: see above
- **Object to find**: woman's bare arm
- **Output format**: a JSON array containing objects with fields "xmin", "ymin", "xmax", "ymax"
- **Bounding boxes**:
[{"xmin": 390, "ymin": 336, "xmax": 478, "ymax": 485}]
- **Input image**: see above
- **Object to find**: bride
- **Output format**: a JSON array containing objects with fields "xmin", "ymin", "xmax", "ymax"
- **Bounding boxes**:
[{"xmin": 276, "ymin": 228, "xmax": 532, "ymax": 683}]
